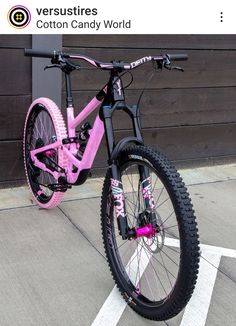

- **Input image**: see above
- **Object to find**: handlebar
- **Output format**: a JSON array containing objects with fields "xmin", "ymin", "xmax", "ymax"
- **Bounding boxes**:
[
  {"xmin": 24, "ymin": 49, "xmax": 64, "ymax": 59},
  {"xmin": 24, "ymin": 48, "xmax": 188, "ymax": 71},
  {"xmin": 166, "ymin": 54, "xmax": 188, "ymax": 61}
]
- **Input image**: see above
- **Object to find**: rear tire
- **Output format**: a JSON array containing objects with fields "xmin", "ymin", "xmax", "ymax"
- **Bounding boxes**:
[
  {"xmin": 101, "ymin": 145, "xmax": 200, "ymax": 321},
  {"xmin": 23, "ymin": 98, "xmax": 67, "ymax": 209}
]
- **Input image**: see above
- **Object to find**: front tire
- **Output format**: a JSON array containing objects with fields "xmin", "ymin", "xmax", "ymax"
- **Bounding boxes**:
[{"xmin": 101, "ymin": 145, "xmax": 200, "ymax": 321}]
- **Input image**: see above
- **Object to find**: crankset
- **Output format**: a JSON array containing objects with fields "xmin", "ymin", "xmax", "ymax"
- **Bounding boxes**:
[
  {"xmin": 47, "ymin": 183, "xmax": 71, "ymax": 192},
  {"xmin": 38, "ymin": 177, "xmax": 71, "ymax": 192}
]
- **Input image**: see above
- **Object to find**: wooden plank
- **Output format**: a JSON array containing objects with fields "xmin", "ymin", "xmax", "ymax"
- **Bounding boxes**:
[
  {"xmin": 0, "ymin": 95, "xmax": 31, "ymax": 140},
  {"xmin": 1, "ymin": 123, "xmax": 236, "ymax": 184},
  {"xmin": 0, "ymin": 35, "xmax": 31, "ymax": 48},
  {"xmin": 63, "ymin": 35, "xmax": 236, "ymax": 50},
  {"xmin": 91, "ymin": 123, "xmax": 236, "ymax": 168},
  {"xmin": 0, "ymin": 141, "xmax": 24, "ymax": 183},
  {"xmin": 62, "ymin": 87, "xmax": 236, "ymax": 129},
  {"xmin": 62, "ymin": 48, "xmax": 236, "ymax": 90},
  {"xmin": 0, "ymin": 49, "xmax": 31, "ymax": 95},
  {"xmin": 90, "ymin": 152, "xmax": 236, "ymax": 177}
]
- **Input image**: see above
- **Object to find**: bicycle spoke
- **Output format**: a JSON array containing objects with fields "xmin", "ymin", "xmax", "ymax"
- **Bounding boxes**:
[
  {"xmin": 134, "ymin": 239, "xmax": 177, "ymax": 280},
  {"xmin": 164, "ymin": 230, "xmax": 179, "ymax": 239},
  {"xmin": 138, "ymin": 243, "xmax": 167, "ymax": 300},
  {"xmin": 155, "ymin": 185, "xmax": 165, "ymax": 207},
  {"xmin": 155, "ymin": 196, "xmax": 170, "ymax": 209},
  {"xmin": 134, "ymin": 242, "xmax": 143, "ymax": 286},
  {"xmin": 125, "ymin": 171, "xmax": 139, "ymax": 205},
  {"xmin": 148, "ymin": 253, "xmax": 168, "ymax": 298},
  {"xmin": 159, "ymin": 210, "xmax": 175, "ymax": 227},
  {"xmin": 135, "ymin": 239, "xmax": 176, "ymax": 299},
  {"xmin": 160, "ymin": 248, "xmax": 179, "ymax": 267},
  {"xmin": 125, "ymin": 196, "xmax": 136, "ymax": 216},
  {"xmin": 116, "ymin": 239, "xmax": 129, "ymax": 250},
  {"xmin": 164, "ymin": 224, "xmax": 178, "ymax": 230},
  {"xmin": 159, "ymin": 251, "xmax": 173, "ymax": 288}
]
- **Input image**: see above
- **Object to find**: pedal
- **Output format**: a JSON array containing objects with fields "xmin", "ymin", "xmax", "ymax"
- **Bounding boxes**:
[
  {"xmin": 48, "ymin": 183, "xmax": 72, "ymax": 192},
  {"xmin": 47, "ymin": 177, "xmax": 72, "ymax": 192}
]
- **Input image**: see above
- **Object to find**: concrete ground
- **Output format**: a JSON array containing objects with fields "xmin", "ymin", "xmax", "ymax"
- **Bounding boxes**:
[{"xmin": 0, "ymin": 164, "xmax": 236, "ymax": 326}]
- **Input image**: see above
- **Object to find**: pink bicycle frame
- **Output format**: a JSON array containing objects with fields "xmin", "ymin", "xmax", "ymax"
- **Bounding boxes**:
[{"xmin": 31, "ymin": 92, "xmax": 106, "ymax": 184}]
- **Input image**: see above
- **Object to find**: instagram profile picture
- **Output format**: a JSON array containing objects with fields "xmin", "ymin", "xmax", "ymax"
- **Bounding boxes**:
[{"xmin": 8, "ymin": 5, "xmax": 31, "ymax": 29}]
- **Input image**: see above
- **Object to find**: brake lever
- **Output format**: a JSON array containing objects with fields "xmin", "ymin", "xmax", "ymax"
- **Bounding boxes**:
[
  {"xmin": 173, "ymin": 66, "xmax": 184, "ymax": 72},
  {"xmin": 44, "ymin": 59, "xmax": 80, "ymax": 72},
  {"xmin": 164, "ymin": 64, "xmax": 184, "ymax": 72},
  {"xmin": 44, "ymin": 64, "xmax": 61, "ymax": 70}
]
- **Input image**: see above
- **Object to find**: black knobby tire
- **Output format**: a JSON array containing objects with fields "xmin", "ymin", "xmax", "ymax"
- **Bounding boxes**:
[{"xmin": 101, "ymin": 145, "xmax": 200, "ymax": 321}]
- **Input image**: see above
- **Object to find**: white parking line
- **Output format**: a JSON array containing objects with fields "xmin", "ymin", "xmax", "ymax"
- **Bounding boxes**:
[
  {"xmin": 180, "ymin": 251, "xmax": 221, "ymax": 326},
  {"xmin": 91, "ymin": 286, "xmax": 126, "ymax": 326},
  {"xmin": 91, "ymin": 240, "xmax": 236, "ymax": 326},
  {"xmin": 201, "ymin": 243, "xmax": 236, "ymax": 258},
  {"xmin": 91, "ymin": 243, "xmax": 152, "ymax": 326}
]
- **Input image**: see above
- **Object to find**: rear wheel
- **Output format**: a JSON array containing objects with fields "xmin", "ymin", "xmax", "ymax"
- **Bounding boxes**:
[
  {"xmin": 101, "ymin": 145, "xmax": 199, "ymax": 321},
  {"xmin": 23, "ymin": 98, "xmax": 67, "ymax": 209}
]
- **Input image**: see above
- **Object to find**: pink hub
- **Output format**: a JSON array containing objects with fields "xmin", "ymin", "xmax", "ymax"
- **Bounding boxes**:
[{"xmin": 134, "ymin": 224, "xmax": 156, "ymax": 238}]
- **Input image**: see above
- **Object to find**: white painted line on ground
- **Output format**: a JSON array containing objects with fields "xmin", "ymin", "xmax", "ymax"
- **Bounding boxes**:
[
  {"xmin": 91, "ymin": 238, "xmax": 236, "ymax": 326},
  {"xmin": 91, "ymin": 286, "xmax": 126, "ymax": 326},
  {"xmin": 201, "ymin": 243, "xmax": 236, "ymax": 258},
  {"xmin": 91, "ymin": 243, "xmax": 151, "ymax": 326},
  {"xmin": 163, "ymin": 237, "xmax": 236, "ymax": 259},
  {"xmin": 180, "ymin": 251, "xmax": 221, "ymax": 326}
]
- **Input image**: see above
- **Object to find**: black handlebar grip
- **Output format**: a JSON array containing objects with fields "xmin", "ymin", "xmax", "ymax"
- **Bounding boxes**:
[
  {"xmin": 167, "ymin": 54, "xmax": 188, "ymax": 61},
  {"xmin": 24, "ymin": 48, "xmax": 57, "ymax": 58}
]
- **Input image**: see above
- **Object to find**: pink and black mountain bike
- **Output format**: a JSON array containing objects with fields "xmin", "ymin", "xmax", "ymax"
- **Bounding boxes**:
[{"xmin": 23, "ymin": 49, "xmax": 199, "ymax": 321}]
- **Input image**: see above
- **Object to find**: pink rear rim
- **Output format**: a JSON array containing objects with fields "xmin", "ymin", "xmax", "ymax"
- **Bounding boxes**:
[{"xmin": 23, "ymin": 97, "xmax": 68, "ymax": 209}]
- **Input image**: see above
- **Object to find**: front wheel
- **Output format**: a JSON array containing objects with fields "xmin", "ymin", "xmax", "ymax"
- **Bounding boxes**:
[{"xmin": 101, "ymin": 145, "xmax": 200, "ymax": 321}]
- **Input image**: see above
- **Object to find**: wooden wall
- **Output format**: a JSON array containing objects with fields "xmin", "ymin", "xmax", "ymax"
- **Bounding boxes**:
[
  {"xmin": 62, "ymin": 35, "xmax": 236, "ymax": 174},
  {"xmin": 1, "ymin": 35, "xmax": 236, "ymax": 187},
  {"xmin": 0, "ymin": 35, "xmax": 31, "ymax": 187}
]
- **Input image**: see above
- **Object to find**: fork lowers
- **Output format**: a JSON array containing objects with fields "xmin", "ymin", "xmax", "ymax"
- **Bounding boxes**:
[{"xmin": 110, "ymin": 177, "xmax": 129, "ymax": 240}]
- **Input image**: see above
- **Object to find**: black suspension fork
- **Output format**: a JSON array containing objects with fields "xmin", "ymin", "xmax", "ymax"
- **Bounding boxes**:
[
  {"xmin": 127, "ymin": 101, "xmax": 156, "ymax": 224},
  {"xmin": 100, "ymin": 71, "xmax": 156, "ymax": 239},
  {"xmin": 100, "ymin": 72, "xmax": 132, "ymax": 240},
  {"xmin": 101, "ymin": 105, "xmax": 130, "ymax": 240}
]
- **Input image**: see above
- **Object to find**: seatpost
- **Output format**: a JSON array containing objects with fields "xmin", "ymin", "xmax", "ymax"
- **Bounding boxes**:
[{"xmin": 65, "ymin": 73, "xmax": 74, "ymax": 107}]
